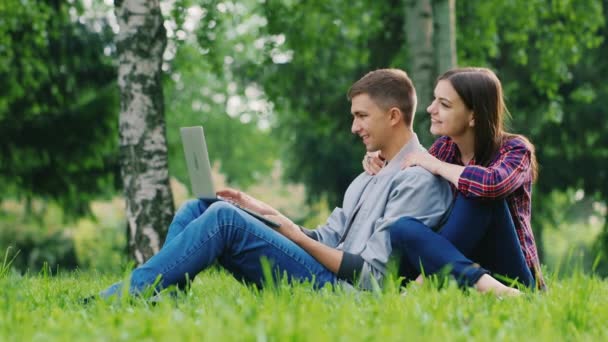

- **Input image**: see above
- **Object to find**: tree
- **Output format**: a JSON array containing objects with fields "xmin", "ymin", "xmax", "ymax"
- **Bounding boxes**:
[
  {"xmin": 405, "ymin": 0, "xmax": 434, "ymax": 122},
  {"xmin": 404, "ymin": 0, "xmax": 457, "ymax": 145},
  {"xmin": 247, "ymin": 0, "xmax": 458, "ymax": 205},
  {"xmin": 253, "ymin": 0, "xmax": 395, "ymax": 206},
  {"xmin": 162, "ymin": 2, "xmax": 280, "ymax": 190},
  {"xmin": 456, "ymin": 0, "xmax": 605, "ymax": 261},
  {"xmin": 0, "ymin": 0, "xmax": 119, "ymax": 217},
  {"xmin": 433, "ymin": 0, "xmax": 457, "ymax": 75},
  {"xmin": 550, "ymin": 0, "xmax": 608, "ymax": 272},
  {"xmin": 176, "ymin": 0, "xmax": 607, "ymax": 271},
  {"xmin": 115, "ymin": 0, "xmax": 174, "ymax": 264}
]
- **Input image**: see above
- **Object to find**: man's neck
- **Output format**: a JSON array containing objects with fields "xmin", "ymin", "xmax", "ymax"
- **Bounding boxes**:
[{"xmin": 379, "ymin": 129, "xmax": 413, "ymax": 162}]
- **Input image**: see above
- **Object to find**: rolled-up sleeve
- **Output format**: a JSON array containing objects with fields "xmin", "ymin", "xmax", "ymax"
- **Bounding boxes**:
[{"xmin": 458, "ymin": 138, "xmax": 531, "ymax": 199}]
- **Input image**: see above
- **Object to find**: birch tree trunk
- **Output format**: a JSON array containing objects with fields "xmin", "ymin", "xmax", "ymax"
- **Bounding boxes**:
[
  {"xmin": 433, "ymin": 0, "xmax": 457, "ymax": 74},
  {"xmin": 405, "ymin": 0, "xmax": 434, "ymax": 143},
  {"xmin": 115, "ymin": 0, "xmax": 174, "ymax": 264}
]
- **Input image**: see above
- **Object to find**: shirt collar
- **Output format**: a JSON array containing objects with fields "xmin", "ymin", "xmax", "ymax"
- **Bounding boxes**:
[{"xmin": 377, "ymin": 133, "xmax": 425, "ymax": 175}]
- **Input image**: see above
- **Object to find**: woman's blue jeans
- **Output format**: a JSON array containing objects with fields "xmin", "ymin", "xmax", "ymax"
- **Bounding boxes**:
[
  {"xmin": 100, "ymin": 200, "xmax": 336, "ymax": 298},
  {"xmin": 390, "ymin": 195, "xmax": 534, "ymax": 288}
]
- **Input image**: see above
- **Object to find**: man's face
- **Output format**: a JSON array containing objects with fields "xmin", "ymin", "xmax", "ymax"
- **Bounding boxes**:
[{"xmin": 350, "ymin": 93, "xmax": 392, "ymax": 152}]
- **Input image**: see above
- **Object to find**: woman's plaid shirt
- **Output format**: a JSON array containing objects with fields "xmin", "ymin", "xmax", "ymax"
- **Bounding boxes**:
[{"xmin": 429, "ymin": 136, "xmax": 546, "ymax": 290}]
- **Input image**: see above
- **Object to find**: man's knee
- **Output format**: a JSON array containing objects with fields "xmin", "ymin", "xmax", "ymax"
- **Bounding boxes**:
[
  {"xmin": 175, "ymin": 199, "xmax": 204, "ymax": 216},
  {"xmin": 206, "ymin": 201, "xmax": 238, "ymax": 218},
  {"xmin": 183, "ymin": 199, "xmax": 201, "ymax": 210}
]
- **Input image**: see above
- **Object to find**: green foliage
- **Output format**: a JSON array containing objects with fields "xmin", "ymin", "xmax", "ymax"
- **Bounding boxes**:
[
  {"xmin": 0, "ymin": 0, "xmax": 120, "ymax": 216},
  {"xmin": 0, "ymin": 198, "xmax": 129, "ymax": 274},
  {"xmin": 458, "ymin": 0, "xmax": 604, "ymax": 100},
  {"xmin": 246, "ymin": 0, "xmax": 608, "ymax": 262},
  {"xmin": 0, "ymin": 201, "xmax": 78, "ymax": 273},
  {"xmin": 456, "ymin": 1, "xmax": 605, "ymax": 190},
  {"xmin": 246, "ymin": 0, "xmax": 403, "ymax": 205},
  {"xmin": 71, "ymin": 208, "xmax": 128, "ymax": 273},
  {"xmin": 164, "ymin": 44, "xmax": 279, "ymax": 188},
  {"xmin": 1, "ymin": 270, "xmax": 608, "ymax": 340},
  {"xmin": 183, "ymin": 0, "xmax": 608, "ymax": 265},
  {"xmin": 161, "ymin": 0, "xmax": 282, "ymax": 188},
  {"xmin": 540, "ymin": 190, "xmax": 606, "ymax": 276},
  {"xmin": 458, "ymin": 0, "xmax": 608, "ymax": 258},
  {"xmin": 0, "ymin": 0, "xmax": 282, "ymax": 216},
  {"xmin": 199, "ymin": 0, "xmax": 606, "ymax": 211},
  {"xmin": 2, "ymin": 0, "xmax": 608, "ymax": 272}
]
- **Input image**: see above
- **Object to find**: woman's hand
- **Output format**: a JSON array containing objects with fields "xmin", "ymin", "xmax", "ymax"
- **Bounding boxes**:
[
  {"xmin": 362, "ymin": 151, "xmax": 385, "ymax": 175},
  {"xmin": 403, "ymin": 151, "xmax": 465, "ymax": 186},
  {"xmin": 402, "ymin": 151, "xmax": 443, "ymax": 175},
  {"xmin": 216, "ymin": 188, "xmax": 279, "ymax": 216}
]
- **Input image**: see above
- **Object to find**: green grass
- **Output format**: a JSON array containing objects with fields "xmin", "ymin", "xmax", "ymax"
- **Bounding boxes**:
[{"xmin": 1, "ymin": 268, "xmax": 607, "ymax": 341}]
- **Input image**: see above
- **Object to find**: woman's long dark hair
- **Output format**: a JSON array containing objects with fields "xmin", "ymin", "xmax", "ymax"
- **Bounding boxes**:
[{"xmin": 438, "ymin": 67, "xmax": 538, "ymax": 181}]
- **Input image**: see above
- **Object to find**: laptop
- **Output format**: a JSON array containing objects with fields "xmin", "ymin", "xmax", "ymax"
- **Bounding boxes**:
[{"xmin": 180, "ymin": 126, "xmax": 280, "ymax": 228}]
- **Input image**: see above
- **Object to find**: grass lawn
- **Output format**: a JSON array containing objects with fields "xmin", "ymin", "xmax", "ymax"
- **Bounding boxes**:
[{"xmin": 1, "ymin": 268, "xmax": 607, "ymax": 341}]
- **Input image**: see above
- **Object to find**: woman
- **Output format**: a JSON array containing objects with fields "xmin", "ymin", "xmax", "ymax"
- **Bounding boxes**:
[{"xmin": 364, "ymin": 67, "xmax": 545, "ymax": 295}]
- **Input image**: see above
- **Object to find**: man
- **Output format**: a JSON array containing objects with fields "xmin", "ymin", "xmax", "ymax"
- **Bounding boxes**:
[{"xmin": 98, "ymin": 69, "xmax": 452, "ymax": 298}]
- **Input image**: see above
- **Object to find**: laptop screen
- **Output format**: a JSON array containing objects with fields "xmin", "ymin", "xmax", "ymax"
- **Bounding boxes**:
[{"xmin": 180, "ymin": 126, "xmax": 216, "ymax": 198}]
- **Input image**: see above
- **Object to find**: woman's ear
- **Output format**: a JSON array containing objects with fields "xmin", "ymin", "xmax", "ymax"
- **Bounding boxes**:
[{"xmin": 468, "ymin": 112, "xmax": 475, "ymax": 127}]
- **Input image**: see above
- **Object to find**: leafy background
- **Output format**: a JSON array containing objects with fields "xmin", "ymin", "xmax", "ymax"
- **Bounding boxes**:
[{"xmin": 0, "ymin": 0, "xmax": 606, "ymax": 276}]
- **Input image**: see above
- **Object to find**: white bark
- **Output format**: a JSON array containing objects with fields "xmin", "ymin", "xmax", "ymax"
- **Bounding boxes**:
[
  {"xmin": 433, "ymin": 0, "xmax": 457, "ymax": 74},
  {"xmin": 404, "ymin": 0, "xmax": 435, "ymax": 146},
  {"xmin": 405, "ymin": 0, "xmax": 434, "ymax": 116},
  {"xmin": 115, "ymin": 0, "xmax": 174, "ymax": 264}
]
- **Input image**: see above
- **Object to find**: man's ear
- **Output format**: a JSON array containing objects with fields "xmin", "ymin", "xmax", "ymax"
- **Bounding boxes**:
[{"xmin": 389, "ymin": 107, "xmax": 403, "ymax": 126}]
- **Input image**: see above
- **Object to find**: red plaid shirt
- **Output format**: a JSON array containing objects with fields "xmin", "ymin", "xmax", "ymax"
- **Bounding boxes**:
[{"xmin": 429, "ymin": 136, "xmax": 546, "ymax": 290}]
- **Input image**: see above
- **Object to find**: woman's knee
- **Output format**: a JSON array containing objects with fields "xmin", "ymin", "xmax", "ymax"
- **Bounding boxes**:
[
  {"xmin": 390, "ymin": 217, "xmax": 431, "ymax": 248},
  {"xmin": 454, "ymin": 194, "xmax": 506, "ymax": 213}
]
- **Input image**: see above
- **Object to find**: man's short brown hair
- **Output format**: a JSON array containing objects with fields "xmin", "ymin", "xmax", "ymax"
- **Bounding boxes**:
[{"xmin": 347, "ymin": 69, "xmax": 417, "ymax": 127}]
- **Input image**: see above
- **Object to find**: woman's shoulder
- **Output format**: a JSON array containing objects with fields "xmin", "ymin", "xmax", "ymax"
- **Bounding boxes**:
[
  {"xmin": 429, "ymin": 136, "xmax": 454, "ymax": 151},
  {"xmin": 501, "ymin": 134, "xmax": 534, "ymax": 153},
  {"xmin": 429, "ymin": 136, "xmax": 456, "ymax": 159}
]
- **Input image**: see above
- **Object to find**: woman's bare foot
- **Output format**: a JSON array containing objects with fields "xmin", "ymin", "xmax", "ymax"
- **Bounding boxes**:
[{"xmin": 474, "ymin": 274, "xmax": 521, "ymax": 297}]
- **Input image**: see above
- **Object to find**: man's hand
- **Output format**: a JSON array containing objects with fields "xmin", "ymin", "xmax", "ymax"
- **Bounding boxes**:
[
  {"xmin": 265, "ymin": 214, "xmax": 304, "ymax": 242},
  {"xmin": 216, "ymin": 188, "xmax": 279, "ymax": 216},
  {"xmin": 362, "ymin": 151, "xmax": 384, "ymax": 175}
]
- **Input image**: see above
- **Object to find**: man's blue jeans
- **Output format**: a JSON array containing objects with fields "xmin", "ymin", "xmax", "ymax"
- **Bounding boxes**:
[
  {"xmin": 390, "ymin": 195, "xmax": 535, "ymax": 288},
  {"xmin": 101, "ymin": 200, "xmax": 336, "ymax": 298}
]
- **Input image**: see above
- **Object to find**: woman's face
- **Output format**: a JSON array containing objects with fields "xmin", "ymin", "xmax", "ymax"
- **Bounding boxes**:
[{"xmin": 426, "ymin": 80, "xmax": 474, "ymax": 138}]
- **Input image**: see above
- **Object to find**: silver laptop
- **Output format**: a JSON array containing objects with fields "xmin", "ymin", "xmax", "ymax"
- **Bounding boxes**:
[{"xmin": 180, "ymin": 126, "xmax": 279, "ymax": 228}]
